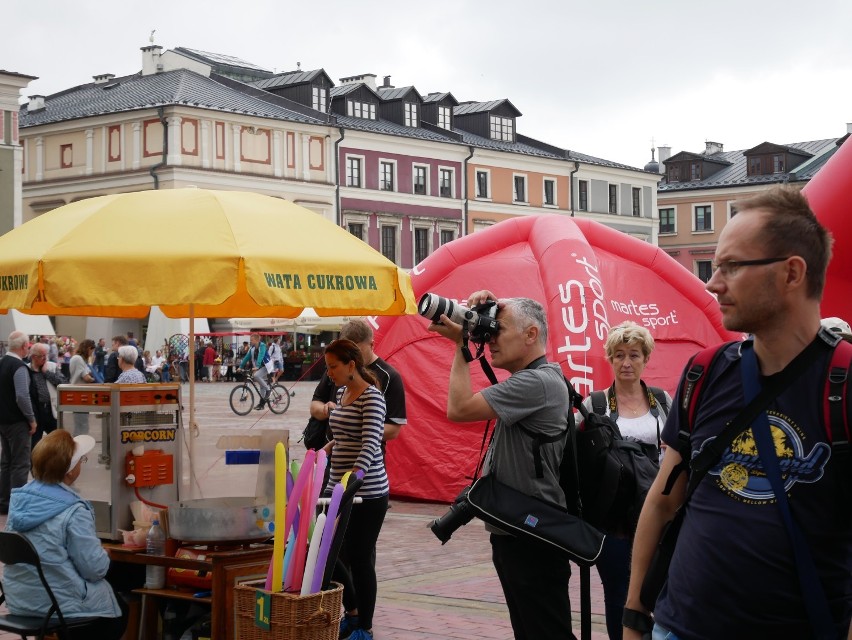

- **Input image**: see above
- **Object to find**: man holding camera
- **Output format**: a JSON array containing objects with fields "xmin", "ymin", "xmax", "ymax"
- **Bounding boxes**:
[{"xmin": 428, "ymin": 291, "xmax": 575, "ymax": 640}]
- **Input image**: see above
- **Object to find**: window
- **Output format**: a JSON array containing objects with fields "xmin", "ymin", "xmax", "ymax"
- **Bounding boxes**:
[
  {"xmin": 404, "ymin": 103, "xmax": 418, "ymax": 127},
  {"xmin": 696, "ymin": 260, "xmax": 713, "ymax": 283},
  {"xmin": 543, "ymin": 178, "xmax": 556, "ymax": 206},
  {"xmin": 381, "ymin": 225, "xmax": 397, "ymax": 263},
  {"xmin": 578, "ymin": 180, "xmax": 588, "ymax": 211},
  {"xmin": 437, "ymin": 106, "xmax": 451, "ymax": 130},
  {"xmin": 668, "ymin": 165, "xmax": 680, "ymax": 182},
  {"xmin": 347, "ymin": 101, "xmax": 376, "ymax": 120},
  {"xmin": 608, "ymin": 184, "xmax": 618, "ymax": 214},
  {"xmin": 413, "ymin": 165, "xmax": 428, "ymax": 195},
  {"xmin": 312, "ymin": 87, "xmax": 327, "ymax": 112},
  {"xmin": 659, "ymin": 208, "xmax": 675, "ymax": 234},
  {"xmin": 772, "ymin": 154, "xmax": 785, "ymax": 173},
  {"xmin": 414, "ymin": 227, "xmax": 430, "ymax": 264},
  {"xmin": 513, "ymin": 175, "xmax": 527, "ymax": 203},
  {"xmin": 440, "ymin": 229, "xmax": 455, "ymax": 245},
  {"xmin": 632, "ymin": 187, "xmax": 641, "ymax": 217},
  {"xmin": 347, "ymin": 222, "xmax": 364, "ymax": 241},
  {"xmin": 439, "ymin": 168, "xmax": 453, "ymax": 198},
  {"xmin": 690, "ymin": 163, "xmax": 701, "ymax": 180},
  {"xmin": 489, "ymin": 115, "xmax": 514, "ymax": 142},
  {"xmin": 694, "ymin": 205, "xmax": 712, "ymax": 231},
  {"xmin": 346, "ymin": 156, "xmax": 362, "ymax": 187},
  {"xmin": 380, "ymin": 161, "xmax": 395, "ymax": 191},
  {"xmin": 475, "ymin": 170, "xmax": 490, "ymax": 199},
  {"xmin": 748, "ymin": 157, "xmax": 761, "ymax": 175}
]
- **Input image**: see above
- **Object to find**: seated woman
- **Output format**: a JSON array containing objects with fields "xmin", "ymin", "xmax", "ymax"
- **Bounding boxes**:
[{"xmin": 3, "ymin": 430, "xmax": 129, "ymax": 640}]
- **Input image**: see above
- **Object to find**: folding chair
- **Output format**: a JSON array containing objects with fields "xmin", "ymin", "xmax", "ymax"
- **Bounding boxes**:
[{"xmin": 0, "ymin": 531, "xmax": 99, "ymax": 640}]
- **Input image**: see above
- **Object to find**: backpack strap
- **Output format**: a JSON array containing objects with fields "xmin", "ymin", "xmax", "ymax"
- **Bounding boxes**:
[
  {"xmin": 825, "ymin": 340, "xmax": 852, "ymax": 472},
  {"xmin": 647, "ymin": 386, "xmax": 669, "ymax": 419},
  {"xmin": 515, "ymin": 423, "xmax": 565, "ymax": 479},
  {"xmin": 662, "ymin": 341, "xmax": 734, "ymax": 495},
  {"xmin": 590, "ymin": 391, "xmax": 608, "ymax": 416}
]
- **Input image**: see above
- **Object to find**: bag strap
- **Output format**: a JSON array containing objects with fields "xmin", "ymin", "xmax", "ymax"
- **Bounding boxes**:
[
  {"xmin": 741, "ymin": 343, "xmax": 836, "ymax": 639},
  {"xmin": 590, "ymin": 391, "xmax": 607, "ymax": 416},
  {"xmin": 825, "ymin": 340, "xmax": 852, "ymax": 455}
]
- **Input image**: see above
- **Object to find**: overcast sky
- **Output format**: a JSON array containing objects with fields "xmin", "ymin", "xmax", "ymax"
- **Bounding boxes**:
[{"xmin": 6, "ymin": 0, "xmax": 852, "ymax": 168}]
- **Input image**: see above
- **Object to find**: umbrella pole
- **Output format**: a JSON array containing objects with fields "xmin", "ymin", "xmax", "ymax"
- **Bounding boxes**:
[{"xmin": 188, "ymin": 305, "xmax": 196, "ymax": 473}]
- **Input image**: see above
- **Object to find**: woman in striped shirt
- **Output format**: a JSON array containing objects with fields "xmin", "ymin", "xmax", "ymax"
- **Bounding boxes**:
[{"xmin": 324, "ymin": 339, "xmax": 388, "ymax": 640}]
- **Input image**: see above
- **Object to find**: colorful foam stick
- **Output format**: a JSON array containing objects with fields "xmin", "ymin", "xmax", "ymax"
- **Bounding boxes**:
[
  {"xmin": 300, "ymin": 512, "xmax": 326, "ymax": 596},
  {"xmin": 265, "ymin": 441, "xmax": 287, "ymax": 591},
  {"xmin": 280, "ymin": 527, "xmax": 297, "ymax": 591},
  {"xmin": 308, "ymin": 450, "xmax": 328, "ymax": 525},
  {"xmin": 320, "ymin": 476, "xmax": 364, "ymax": 590},
  {"xmin": 310, "ymin": 482, "xmax": 344, "ymax": 594},
  {"xmin": 289, "ymin": 464, "xmax": 315, "ymax": 591},
  {"xmin": 284, "ymin": 450, "xmax": 315, "ymax": 542}
]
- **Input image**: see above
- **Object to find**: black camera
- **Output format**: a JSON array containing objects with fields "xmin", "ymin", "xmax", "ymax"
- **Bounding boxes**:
[
  {"xmin": 418, "ymin": 293, "xmax": 500, "ymax": 344},
  {"xmin": 428, "ymin": 485, "xmax": 476, "ymax": 544}
]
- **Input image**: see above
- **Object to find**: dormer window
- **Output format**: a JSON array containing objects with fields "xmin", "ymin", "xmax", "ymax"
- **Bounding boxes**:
[
  {"xmin": 668, "ymin": 165, "xmax": 680, "ymax": 182},
  {"xmin": 690, "ymin": 163, "xmax": 701, "ymax": 181},
  {"xmin": 437, "ymin": 106, "xmax": 451, "ymax": 130},
  {"xmin": 312, "ymin": 87, "xmax": 327, "ymax": 112},
  {"xmin": 490, "ymin": 115, "xmax": 514, "ymax": 142},
  {"xmin": 772, "ymin": 154, "xmax": 785, "ymax": 173},
  {"xmin": 748, "ymin": 157, "xmax": 761, "ymax": 175},
  {"xmin": 404, "ymin": 103, "xmax": 418, "ymax": 127},
  {"xmin": 348, "ymin": 100, "xmax": 376, "ymax": 120}
]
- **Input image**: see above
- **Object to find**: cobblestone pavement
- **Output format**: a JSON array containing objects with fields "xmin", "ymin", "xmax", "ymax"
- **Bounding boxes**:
[{"xmin": 0, "ymin": 379, "xmax": 608, "ymax": 639}]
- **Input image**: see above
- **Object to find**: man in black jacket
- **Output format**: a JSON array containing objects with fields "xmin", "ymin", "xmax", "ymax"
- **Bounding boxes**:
[{"xmin": 104, "ymin": 335, "xmax": 144, "ymax": 382}]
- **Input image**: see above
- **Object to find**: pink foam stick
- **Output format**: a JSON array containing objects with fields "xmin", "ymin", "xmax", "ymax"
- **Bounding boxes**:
[
  {"xmin": 289, "ymin": 467, "xmax": 314, "ymax": 591},
  {"xmin": 310, "ymin": 482, "xmax": 344, "ymax": 593},
  {"xmin": 284, "ymin": 449, "xmax": 315, "ymax": 542},
  {"xmin": 307, "ymin": 450, "xmax": 328, "ymax": 526}
]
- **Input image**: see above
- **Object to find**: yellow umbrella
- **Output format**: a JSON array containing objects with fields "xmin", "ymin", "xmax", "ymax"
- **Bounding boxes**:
[{"xmin": 0, "ymin": 188, "xmax": 416, "ymax": 456}]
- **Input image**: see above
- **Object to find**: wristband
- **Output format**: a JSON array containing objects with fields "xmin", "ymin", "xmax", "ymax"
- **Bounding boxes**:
[{"xmin": 622, "ymin": 607, "xmax": 653, "ymax": 633}]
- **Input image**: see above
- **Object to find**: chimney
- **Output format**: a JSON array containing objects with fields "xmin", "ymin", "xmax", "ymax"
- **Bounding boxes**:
[
  {"xmin": 339, "ymin": 73, "xmax": 377, "ymax": 91},
  {"xmin": 658, "ymin": 145, "xmax": 671, "ymax": 166},
  {"xmin": 93, "ymin": 73, "xmax": 116, "ymax": 85},
  {"xmin": 141, "ymin": 44, "xmax": 164, "ymax": 76},
  {"xmin": 847, "ymin": 122, "xmax": 852, "ymax": 134},
  {"xmin": 382, "ymin": 75, "xmax": 393, "ymax": 89},
  {"xmin": 705, "ymin": 141, "xmax": 723, "ymax": 155},
  {"xmin": 27, "ymin": 95, "xmax": 45, "ymax": 111}
]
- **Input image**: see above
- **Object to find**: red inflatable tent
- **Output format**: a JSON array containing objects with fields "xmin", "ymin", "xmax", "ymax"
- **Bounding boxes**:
[{"xmin": 374, "ymin": 215, "xmax": 739, "ymax": 502}]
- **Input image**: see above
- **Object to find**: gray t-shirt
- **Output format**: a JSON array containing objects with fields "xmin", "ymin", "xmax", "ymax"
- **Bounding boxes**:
[{"xmin": 480, "ymin": 363, "xmax": 570, "ymax": 508}]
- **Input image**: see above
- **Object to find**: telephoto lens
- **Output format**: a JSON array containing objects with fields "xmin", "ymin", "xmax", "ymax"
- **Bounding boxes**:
[
  {"xmin": 428, "ymin": 486, "xmax": 476, "ymax": 544},
  {"xmin": 418, "ymin": 293, "xmax": 470, "ymax": 325}
]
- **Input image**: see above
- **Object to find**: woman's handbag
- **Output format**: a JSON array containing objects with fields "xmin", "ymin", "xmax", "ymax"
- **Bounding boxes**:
[{"xmin": 466, "ymin": 473, "xmax": 605, "ymax": 566}]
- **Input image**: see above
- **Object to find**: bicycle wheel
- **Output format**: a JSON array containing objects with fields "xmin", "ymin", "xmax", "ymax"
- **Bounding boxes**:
[
  {"xmin": 267, "ymin": 384, "xmax": 291, "ymax": 414},
  {"xmin": 229, "ymin": 384, "xmax": 255, "ymax": 416}
]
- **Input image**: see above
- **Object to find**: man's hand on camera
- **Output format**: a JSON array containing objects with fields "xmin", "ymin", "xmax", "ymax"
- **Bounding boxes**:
[
  {"xmin": 427, "ymin": 313, "xmax": 464, "ymax": 344},
  {"xmin": 467, "ymin": 290, "xmax": 503, "ymax": 310}
]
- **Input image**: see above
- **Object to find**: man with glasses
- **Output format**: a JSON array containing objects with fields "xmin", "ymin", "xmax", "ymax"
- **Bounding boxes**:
[
  {"xmin": 623, "ymin": 187, "xmax": 851, "ymax": 639},
  {"xmin": 0, "ymin": 331, "xmax": 37, "ymax": 515},
  {"xmin": 28, "ymin": 342, "xmax": 66, "ymax": 449}
]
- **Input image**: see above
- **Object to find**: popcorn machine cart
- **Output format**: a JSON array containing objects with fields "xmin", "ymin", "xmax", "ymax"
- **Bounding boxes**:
[{"xmin": 57, "ymin": 383, "xmax": 183, "ymax": 540}]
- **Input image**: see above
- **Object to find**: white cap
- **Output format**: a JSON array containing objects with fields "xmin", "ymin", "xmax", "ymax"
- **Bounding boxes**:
[
  {"xmin": 821, "ymin": 317, "xmax": 852, "ymax": 336},
  {"xmin": 67, "ymin": 435, "xmax": 96, "ymax": 474}
]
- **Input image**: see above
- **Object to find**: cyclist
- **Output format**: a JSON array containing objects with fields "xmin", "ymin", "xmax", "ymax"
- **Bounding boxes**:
[{"xmin": 238, "ymin": 333, "xmax": 273, "ymax": 410}]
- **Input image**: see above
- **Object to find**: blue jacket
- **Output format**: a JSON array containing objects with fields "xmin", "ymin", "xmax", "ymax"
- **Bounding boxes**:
[{"xmin": 4, "ymin": 480, "xmax": 120, "ymax": 619}]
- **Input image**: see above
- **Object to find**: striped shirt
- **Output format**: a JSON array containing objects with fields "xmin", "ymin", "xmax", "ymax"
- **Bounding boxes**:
[{"xmin": 329, "ymin": 385, "xmax": 388, "ymax": 498}]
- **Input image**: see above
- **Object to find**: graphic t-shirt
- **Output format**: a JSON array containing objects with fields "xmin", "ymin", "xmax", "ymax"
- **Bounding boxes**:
[{"xmin": 656, "ymin": 340, "xmax": 852, "ymax": 639}]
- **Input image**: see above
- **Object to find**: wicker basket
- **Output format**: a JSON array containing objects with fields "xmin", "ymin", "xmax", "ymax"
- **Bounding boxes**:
[{"xmin": 234, "ymin": 579, "xmax": 343, "ymax": 640}]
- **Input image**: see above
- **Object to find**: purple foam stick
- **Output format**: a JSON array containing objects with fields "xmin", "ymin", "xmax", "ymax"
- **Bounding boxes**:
[
  {"xmin": 310, "ymin": 482, "xmax": 344, "ymax": 593},
  {"xmin": 320, "ymin": 476, "xmax": 363, "ymax": 590}
]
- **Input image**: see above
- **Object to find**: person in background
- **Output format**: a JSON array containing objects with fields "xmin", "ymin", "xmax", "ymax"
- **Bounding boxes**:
[
  {"xmin": 268, "ymin": 337, "xmax": 284, "ymax": 384},
  {"xmin": 578, "ymin": 321, "xmax": 672, "ymax": 640},
  {"xmin": 69, "ymin": 339, "xmax": 96, "ymax": 436},
  {"xmin": 239, "ymin": 334, "xmax": 273, "ymax": 409},
  {"xmin": 48, "ymin": 338, "xmax": 59, "ymax": 364},
  {"xmin": 27, "ymin": 342, "xmax": 66, "ymax": 450},
  {"xmin": 0, "ymin": 331, "xmax": 37, "ymax": 516},
  {"xmin": 4, "ymin": 430, "xmax": 129, "ymax": 640},
  {"xmin": 324, "ymin": 339, "xmax": 388, "ymax": 640},
  {"xmin": 115, "ymin": 346, "xmax": 146, "ymax": 384},
  {"xmin": 104, "ymin": 335, "xmax": 127, "ymax": 383},
  {"xmin": 223, "ymin": 348, "xmax": 235, "ymax": 382},
  {"xmin": 93, "ymin": 338, "xmax": 107, "ymax": 382}
]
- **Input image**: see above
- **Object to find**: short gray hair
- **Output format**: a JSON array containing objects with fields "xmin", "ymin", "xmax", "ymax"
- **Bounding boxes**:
[
  {"xmin": 502, "ymin": 298, "xmax": 548, "ymax": 346},
  {"xmin": 8, "ymin": 331, "xmax": 28, "ymax": 350},
  {"xmin": 30, "ymin": 342, "xmax": 49, "ymax": 358},
  {"xmin": 118, "ymin": 345, "xmax": 138, "ymax": 365}
]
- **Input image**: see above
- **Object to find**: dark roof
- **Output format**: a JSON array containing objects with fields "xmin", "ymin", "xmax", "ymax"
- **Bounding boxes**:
[
  {"xmin": 454, "ymin": 99, "xmax": 522, "ymax": 117},
  {"xmin": 376, "ymin": 86, "xmax": 422, "ymax": 102},
  {"xmin": 19, "ymin": 69, "xmax": 329, "ymax": 128},
  {"xmin": 336, "ymin": 114, "xmax": 457, "ymax": 143},
  {"xmin": 659, "ymin": 139, "xmax": 838, "ymax": 192},
  {"xmin": 252, "ymin": 69, "xmax": 328, "ymax": 90},
  {"xmin": 173, "ymin": 47, "xmax": 272, "ymax": 75},
  {"xmin": 743, "ymin": 141, "xmax": 813, "ymax": 157},
  {"xmin": 665, "ymin": 150, "xmax": 732, "ymax": 166},
  {"xmin": 423, "ymin": 92, "xmax": 458, "ymax": 105}
]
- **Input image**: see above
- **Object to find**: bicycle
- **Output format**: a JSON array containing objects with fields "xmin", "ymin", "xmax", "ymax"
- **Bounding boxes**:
[{"xmin": 229, "ymin": 370, "xmax": 292, "ymax": 416}]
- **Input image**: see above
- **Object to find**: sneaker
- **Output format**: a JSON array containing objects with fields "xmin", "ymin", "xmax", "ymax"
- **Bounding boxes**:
[
  {"xmin": 348, "ymin": 630, "xmax": 373, "ymax": 640},
  {"xmin": 254, "ymin": 400, "xmax": 266, "ymax": 410},
  {"xmin": 338, "ymin": 614, "xmax": 359, "ymax": 640}
]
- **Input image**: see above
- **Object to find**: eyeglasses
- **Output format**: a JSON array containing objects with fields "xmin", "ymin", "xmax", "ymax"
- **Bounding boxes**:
[{"xmin": 711, "ymin": 257, "xmax": 790, "ymax": 278}]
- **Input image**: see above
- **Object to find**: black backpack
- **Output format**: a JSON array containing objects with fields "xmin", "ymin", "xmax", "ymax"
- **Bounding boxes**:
[{"xmin": 571, "ymin": 388, "xmax": 668, "ymax": 535}]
